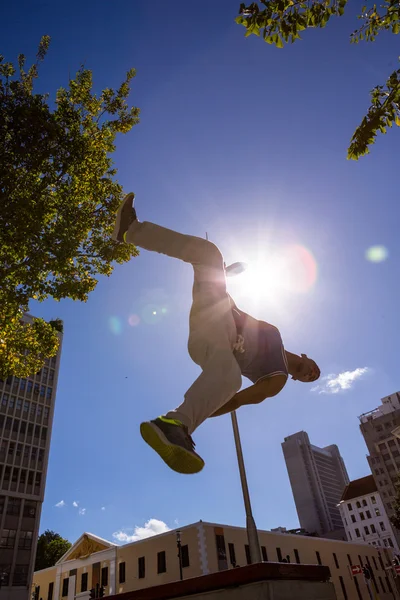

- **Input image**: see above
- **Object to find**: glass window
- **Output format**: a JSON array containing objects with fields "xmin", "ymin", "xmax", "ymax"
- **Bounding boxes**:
[
  {"xmin": 181, "ymin": 544, "xmax": 190, "ymax": 568},
  {"xmin": 371, "ymin": 496, "xmax": 376, "ymax": 504},
  {"xmin": 380, "ymin": 522, "xmax": 386, "ymax": 531},
  {"xmin": 371, "ymin": 524, "xmax": 376, "ymax": 533},
  {"xmin": 13, "ymin": 565, "xmax": 29, "ymax": 586},
  {"xmin": 366, "ymin": 510, "xmax": 371, "ymax": 519},
  {"xmin": 356, "ymin": 501, "xmax": 361, "ymax": 508},
  {"xmin": 81, "ymin": 574, "xmax": 88, "ymax": 593},
  {"xmin": 362, "ymin": 499, "xmax": 367, "ymax": 507},
  {"xmin": 339, "ymin": 576, "xmax": 348, "ymax": 600},
  {"xmin": 262, "ymin": 546, "xmax": 268, "ymax": 562},
  {"xmin": 245, "ymin": 544, "xmax": 251, "ymax": 565},
  {"xmin": 7, "ymin": 498, "xmax": 21, "ymax": 516},
  {"xmin": 20, "ymin": 379, "xmax": 26, "ymax": 391},
  {"xmin": 118, "ymin": 562, "xmax": 126, "ymax": 584},
  {"xmin": 48, "ymin": 582, "xmax": 54, "ymax": 600},
  {"xmin": 138, "ymin": 557, "xmax": 145, "ymax": 579},
  {"xmin": 364, "ymin": 526, "xmax": 370, "ymax": 535},
  {"xmin": 101, "ymin": 567, "xmax": 108, "ymax": 587},
  {"xmin": 333, "ymin": 553, "xmax": 339, "ymax": 568},
  {"xmin": 316, "ymin": 551, "xmax": 322, "ymax": 565},
  {"xmin": 347, "ymin": 503, "xmax": 353, "ymax": 511},
  {"xmin": 0, "ymin": 529, "xmax": 17, "ymax": 548},
  {"xmin": 375, "ymin": 508, "xmax": 381, "ymax": 516},
  {"xmin": 388, "ymin": 538, "xmax": 394, "ymax": 548},
  {"xmin": 157, "ymin": 551, "xmax": 166, "ymax": 574},
  {"xmin": 18, "ymin": 531, "xmax": 33, "ymax": 549},
  {"xmin": 229, "ymin": 543, "xmax": 238, "ymax": 566},
  {"xmin": 360, "ymin": 512, "xmax": 365, "ymax": 520},
  {"xmin": 62, "ymin": 579, "xmax": 69, "ymax": 597},
  {"xmin": 24, "ymin": 501, "xmax": 36, "ymax": 518},
  {"xmin": 351, "ymin": 514, "xmax": 356, "ymax": 523},
  {"xmin": 355, "ymin": 529, "xmax": 361, "ymax": 538},
  {"xmin": 16, "ymin": 399, "xmax": 22, "ymax": 410}
]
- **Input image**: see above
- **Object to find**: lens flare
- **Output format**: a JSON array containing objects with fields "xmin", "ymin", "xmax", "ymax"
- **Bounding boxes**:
[
  {"xmin": 128, "ymin": 314, "xmax": 140, "ymax": 327},
  {"xmin": 109, "ymin": 316, "xmax": 122, "ymax": 335},
  {"xmin": 366, "ymin": 245, "xmax": 388, "ymax": 263},
  {"xmin": 229, "ymin": 243, "xmax": 317, "ymax": 300}
]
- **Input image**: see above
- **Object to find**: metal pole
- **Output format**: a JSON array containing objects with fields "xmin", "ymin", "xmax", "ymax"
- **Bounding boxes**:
[
  {"xmin": 205, "ymin": 231, "xmax": 261, "ymax": 564},
  {"xmin": 231, "ymin": 410, "xmax": 262, "ymax": 563},
  {"xmin": 176, "ymin": 531, "xmax": 183, "ymax": 581}
]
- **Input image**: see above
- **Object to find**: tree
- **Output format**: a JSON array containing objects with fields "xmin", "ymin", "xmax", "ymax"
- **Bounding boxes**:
[
  {"xmin": 0, "ymin": 36, "xmax": 139, "ymax": 378},
  {"xmin": 235, "ymin": 1, "xmax": 400, "ymax": 159},
  {"xmin": 35, "ymin": 530, "xmax": 71, "ymax": 571}
]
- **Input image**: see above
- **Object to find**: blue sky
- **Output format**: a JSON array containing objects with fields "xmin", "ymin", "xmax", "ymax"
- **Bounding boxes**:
[{"xmin": 2, "ymin": 0, "xmax": 400, "ymax": 544}]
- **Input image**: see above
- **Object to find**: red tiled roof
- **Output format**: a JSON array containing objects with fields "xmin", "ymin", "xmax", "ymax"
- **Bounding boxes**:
[{"xmin": 340, "ymin": 475, "xmax": 377, "ymax": 502}]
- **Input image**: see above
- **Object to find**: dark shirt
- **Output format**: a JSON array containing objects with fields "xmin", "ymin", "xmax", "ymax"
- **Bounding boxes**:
[{"xmin": 230, "ymin": 297, "xmax": 288, "ymax": 385}]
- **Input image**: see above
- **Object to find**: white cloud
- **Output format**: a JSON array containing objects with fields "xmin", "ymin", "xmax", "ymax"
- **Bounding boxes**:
[
  {"xmin": 55, "ymin": 500, "xmax": 66, "ymax": 508},
  {"xmin": 78, "ymin": 508, "xmax": 86, "ymax": 516},
  {"xmin": 174, "ymin": 518, "xmax": 179, "ymax": 526},
  {"xmin": 311, "ymin": 367, "xmax": 369, "ymax": 394},
  {"xmin": 101, "ymin": 507, "xmax": 106, "ymax": 511},
  {"xmin": 113, "ymin": 519, "xmax": 170, "ymax": 544},
  {"xmin": 72, "ymin": 501, "xmax": 79, "ymax": 508}
]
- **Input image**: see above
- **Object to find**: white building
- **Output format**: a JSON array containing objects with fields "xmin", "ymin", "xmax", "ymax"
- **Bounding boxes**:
[{"xmin": 338, "ymin": 475, "xmax": 399, "ymax": 553}]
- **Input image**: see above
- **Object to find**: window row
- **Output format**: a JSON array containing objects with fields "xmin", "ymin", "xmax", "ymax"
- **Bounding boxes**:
[
  {"xmin": 1, "ymin": 380, "xmax": 53, "ymax": 401},
  {"xmin": 0, "ymin": 529, "xmax": 33, "ymax": 549},
  {"xmin": 350, "ymin": 508, "xmax": 381, "ymax": 523},
  {"xmin": 0, "ymin": 416, "xmax": 48, "ymax": 442},
  {"xmin": 0, "ymin": 441, "xmax": 45, "ymax": 463},
  {"xmin": 354, "ymin": 521, "xmax": 387, "ymax": 537},
  {"xmin": 0, "ymin": 564, "xmax": 30, "ymax": 586},
  {"xmin": 1, "ymin": 395, "xmax": 50, "ymax": 418},
  {"xmin": 347, "ymin": 496, "xmax": 377, "ymax": 511},
  {"xmin": 0, "ymin": 496, "xmax": 37, "ymax": 517},
  {"xmin": 0, "ymin": 465, "xmax": 42, "ymax": 491}
]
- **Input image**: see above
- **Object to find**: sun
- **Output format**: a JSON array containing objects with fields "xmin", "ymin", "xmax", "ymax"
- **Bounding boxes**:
[{"xmin": 227, "ymin": 244, "xmax": 317, "ymax": 303}]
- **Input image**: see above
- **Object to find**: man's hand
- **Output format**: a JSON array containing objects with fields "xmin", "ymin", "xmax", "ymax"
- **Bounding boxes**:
[{"xmin": 286, "ymin": 351, "xmax": 320, "ymax": 383}]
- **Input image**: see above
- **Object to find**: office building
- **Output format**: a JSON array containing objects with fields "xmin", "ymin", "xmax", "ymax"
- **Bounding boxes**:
[
  {"xmin": 0, "ymin": 314, "xmax": 63, "ymax": 600},
  {"xmin": 282, "ymin": 431, "xmax": 349, "ymax": 536},
  {"xmin": 338, "ymin": 475, "xmax": 399, "ymax": 553},
  {"xmin": 33, "ymin": 520, "xmax": 397, "ymax": 600},
  {"xmin": 359, "ymin": 392, "xmax": 400, "ymax": 532}
]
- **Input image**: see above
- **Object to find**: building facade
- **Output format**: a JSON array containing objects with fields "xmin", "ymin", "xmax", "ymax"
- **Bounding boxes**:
[
  {"xmin": 338, "ymin": 475, "xmax": 399, "ymax": 553},
  {"xmin": 33, "ymin": 521, "xmax": 398, "ymax": 600},
  {"xmin": 359, "ymin": 393, "xmax": 400, "ymax": 538},
  {"xmin": 282, "ymin": 431, "xmax": 349, "ymax": 535},
  {"xmin": 0, "ymin": 315, "xmax": 63, "ymax": 600}
]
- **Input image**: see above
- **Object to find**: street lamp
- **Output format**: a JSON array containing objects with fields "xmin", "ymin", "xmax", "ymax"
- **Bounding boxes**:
[
  {"xmin": 231, "ymin": 411, "xmax": 262, "ymax": 564},
  {"xmin": 176, "ymin": 530, "xmax": 183, "ymax": 581}
]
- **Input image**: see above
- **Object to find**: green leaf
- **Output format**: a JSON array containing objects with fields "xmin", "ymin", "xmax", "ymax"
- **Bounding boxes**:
[
  {"xmin": 396, "ymin": 115, "xmax": 400, "ymax": 126},
  {"xmin": 0, "ymin": 38, "xmax": 139, "ymax": 376},
  {"xmin": 276, "ymin": 36, "xmax": 284, "ymax": 48}
]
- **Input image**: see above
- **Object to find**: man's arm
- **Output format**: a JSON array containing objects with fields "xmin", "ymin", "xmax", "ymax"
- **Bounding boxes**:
[
  {"xmin": 210, "ymin": 351, "xmax": 320, "ymax": 418},
  {"xmin": 210, "ymin": 374, "xmax": 287, "ymax": 418}
]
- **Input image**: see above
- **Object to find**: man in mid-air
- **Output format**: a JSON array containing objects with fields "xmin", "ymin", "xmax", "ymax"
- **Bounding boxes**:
[{"xmin": 112, "ymin": 193, "xmax": 320, "ymax": 475}]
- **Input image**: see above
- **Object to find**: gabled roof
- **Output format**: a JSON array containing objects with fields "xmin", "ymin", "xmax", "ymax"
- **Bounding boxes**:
[
  {"xmin": 340, "ymin": 475, "xmax": 377, "ymax": 502},
  {"xmin": 56, "ymin": 532, "xmax": 116, "ymax": 564}
]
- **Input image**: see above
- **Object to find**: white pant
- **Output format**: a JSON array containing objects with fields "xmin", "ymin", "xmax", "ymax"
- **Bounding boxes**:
[{"xmin": 126, "ymin": 220, "xmax": 242, "ymax": 433}]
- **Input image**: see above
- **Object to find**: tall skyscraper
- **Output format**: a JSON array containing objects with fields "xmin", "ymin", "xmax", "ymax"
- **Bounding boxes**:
[
  {"xmin": 0, "ymin": 315, "xmax": 62, "ymax": 600},
  {"xmin": 282, "ymin": 431, "xmax": 349, "ymax": 536},
  {"xmin": 359, "ymin": 392, "xmax": 400, "ymax": 534}
]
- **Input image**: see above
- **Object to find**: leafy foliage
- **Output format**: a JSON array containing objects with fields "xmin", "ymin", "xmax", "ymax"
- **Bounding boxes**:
[
  {"xmin": 236, "ymin": 1, "xmax": 400, "ymax": 158},
  {"xmin": 35, "ymin": 530, "xmax": 72, "ymax": 571},
  {"xmin": 0, "ymin": 37, "xmax": 139, "ymax": 377}
]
